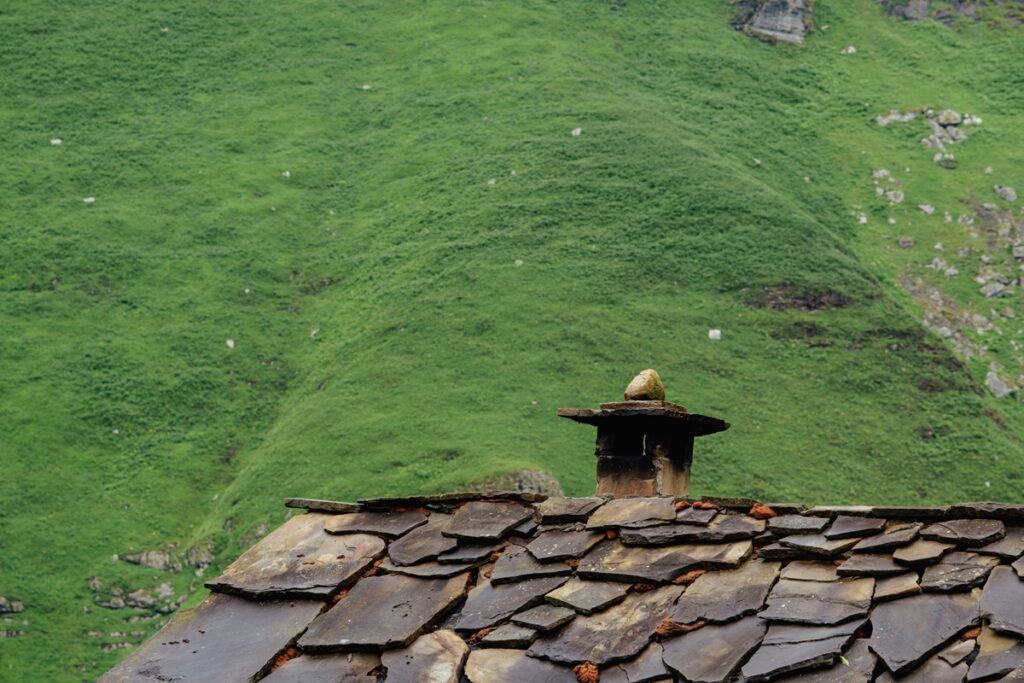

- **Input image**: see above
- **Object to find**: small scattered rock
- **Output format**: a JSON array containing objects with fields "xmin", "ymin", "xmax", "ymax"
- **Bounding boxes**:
[
  {"xmin": 919, "ymin": 204, "xmax": 935, "ymax": 215},
  {"xmin": 995, "ymin": 186, "xmax": 1018, "ymax": 202},
  {"xmin": 0, "ymin": 598, "xmax": 24, "ymax": 614},
  {"xmin": 841, "ymin": 45, "xmax": 857, "ymax": 54},
  {"xmin": 50, "ymin": 138, "xmax": 62, "ymax": 145},
  {"xmin": 83, "ymin": 197, "xmax": 96, "ymax": 205},
  {"xmin": 986, "ymin": 370, "xmax": 1013, "ymax": 398},
  {"xmin": 571, "ymin": 127, "xmax": 582, "ymax": 137},
  {"xmin": 886, "ymin": 190, "xmax": 904, "ymax": 204},
  {"xmin": 708, "ymin": 328, "xmax": 722, "ymax": 341},
  {"xmin": 624, "ymin": 369, "xmax": 665, "ymax": 401},
  {"xmin": 226, "ymin": 339, "xmax": 235, "ymax": 349}
]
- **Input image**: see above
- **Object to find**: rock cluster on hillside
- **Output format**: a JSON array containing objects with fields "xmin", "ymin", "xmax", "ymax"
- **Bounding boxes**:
[
  {"xmin": 880, "ymin": 0, "xmax": 1024, "ymax": 25},
  {"xmin": 876, "ymin": 108, "xmax": 981, "ymax": 169},
  {"xmin": 732, "ymin": 0, "xmax": 813, "ymax": 44}
]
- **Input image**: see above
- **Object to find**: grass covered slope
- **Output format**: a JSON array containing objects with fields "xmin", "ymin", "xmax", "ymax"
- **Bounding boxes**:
[{"xmin": 1, "ymin": 0, "xmax": 1022, "ymax": 678}]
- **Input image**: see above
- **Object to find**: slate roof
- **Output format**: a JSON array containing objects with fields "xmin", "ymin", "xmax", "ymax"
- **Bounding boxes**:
[{"xmin": 101, "ymin": 494, "xmax": 1024, "ymax": 682}]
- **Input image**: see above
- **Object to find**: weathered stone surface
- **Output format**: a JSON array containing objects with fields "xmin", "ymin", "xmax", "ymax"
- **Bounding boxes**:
[
  {"xmin": 938, "ymin": 638, "xmax": 975, "ymax": 666},
  {"xmin": 837, "ymin": 554, "xmax": 907, "ymax": 577},
  {"xmin": 981, "ymin": 565, "xmax": 1024, "ymax": 638},
  {"xmin": 977, "ymin": 526, "xmax": 1024, "ymax": 560},
  {"xmin": 760, "ymin": 542, "xmax": 821, "ymax": 561},
  {"xmin": 779, "ymin": 534, "xmax": 861, "ymax": 557},
  {"xmin": 869, "ymin": 591, "xmax": 980, "ymax": 675},
  {"xmin": 620, "ymin": 515, "xmax": 764, "ymax": 546},
  {"xmin": 527, "ymin": 585, "xmax": 682, "ymax": 665},
  {"xmin": 510, "ymin": 517, "xmax": 538, "ymax": 537},
  {"xmin": 772, "ymin": 637, "xmax": 875, "ymax": 683},
  {"xmin": 600, "ymin": 641, "xmax": 668, "ymax": 683},
  {"xmin": 1015, "ymin": 555, "xmax": 1024, "ymax": 578},
  {"xmin": 969, "ymin": 626, "xmax": 1024, "ymax": 681},
  {"xmin": 577, "ymin": 540, "xmax": 752, "ymax": 583},
  {"xmin": 624, "ymin": 369, "xmax": 666, "ymax": 401},
  {"xmin": 359, "ymin": 491, "xmax": 547, "ymax": 508},
  {"xmin": 436, "ymin": 541, "xmax": 501, "ymax": 564},
  {"xmin": 877, "ymin": 651, "xmax": 967, "ymax": 683},
  {"xmin": 768, "ymin": 515, "xmax": 829, "ymax": 535},
  {"xmin": 760, "ymin": 577, "xmax": 874, "ymax": 625},
  {"xmin": 325, "ymin": 509, "xmax": 428, "ymax": 538},
  {"xmin": 894, "ymin": 539, "xmax": 955, "ymax": 566},
  {"xmin": 804, "ymin": 506, "xmax": 876, "ymax": 518},
  {"xmin": 380, "ymin": 558, "xmax": 480, "ymax": 578},
  {"xmin": 206, "ymin": 514, "xmax": 384, "ymax": 598},
  {"xmin": 480, "ymin": 623, "xmax": 537, "ymax": 648},
  {"xmin": 741, "ymin": 620, "xmax": 864, "ymax": 681},
  {"xmin": 512, "ymin": 603, "xmax": 575, "ymax": 631},
  {"xmin": 526, "ymin": 530, "xmax": 603, "ymax": 561},
  {"xmin": 300, "ymin": 574, "xmax": 468, "ymax": 651},
  {"xmin": 490, "ymin": 545, "xmax": 572, "ymax": 584},
  {"xmin": 263, "ymin": 653, "xmax": 380, "ymax": 682},
  {"xmin": 380, "ymin": 630, "xmax": 468, "ymax": 683},
  {"xmin": 545, "ymin": 578, "xmax": 630, "ymax": 615},
  {"xmin": 922, "ymin": 519, "xmax": 1006, "ymax": 547},
  {"xmin": 536, "ymin": 497, "xmax": 605, "ymax": 524},
  {"xmin": 676, "ymin": 507, "xmax": 718, "ymax": 525},
  {"xmin": 949, "ymin": 502, "xmax": 1024, "ymax": 521},
  {"xmin": 781, "ymin": 561, "xmax": 838, "ymax": 583},
  {"xmin": 663, "ymin": 616, "xmax": 767, "ymax": 682},
  {"xmin": 464, "ymin": 649, "xmax": 575, "ymax": 683},
  {"xmin": 585, "ymin": 497, "xmax": 676, "ymax": 530},
  {"xmin": 283, "ymin": 497, "xmax": 361, "ymax": 514},
  {"xmin": 99, "ymin": 593, "xmax": 322, "ymax": 683},
  {"xmin": 851, "ymin": 524, "xmax": 921, "ymax": 553},
  {"xmin": 825, "ymin": 516, "xmax": 887, "ymax": 539},
  {"xmin": 671, "ymin": 560, "xmax": 780, "ymax": 623},
  {"xmin": 739, "ymin": 0, "xmax": 812, "ymax": 45},
  {"xmin": 874, "ymin": 573, "xmax": 921, "ymax": 602},
  {"xmin": 453, "ymin": 577, "xmax": 568, "ymax": 632},
  {"xmin": 921, "ymin": 552, "xmax": 999, "ymax": 591},
  {"xmin": 388, "ymin": 513, "xmax": 458, "ymax": 566},
  {"xmin": 443, "ymin": 502, "xmax": 534, "ymax": 541}
]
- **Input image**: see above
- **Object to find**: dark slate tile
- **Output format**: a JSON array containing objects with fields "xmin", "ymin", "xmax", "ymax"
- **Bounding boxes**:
[
  {"xmin": 740, "ymin": 620, "xmax": 864, "ymax": 681},
  {"xmin": 511, "ymin": 604, "xmax": 575, "ymax": 632},
  {"xmin": 283, "ymin": 498, "xmax": 361, "ymax": 514},
  {"xmin": 206, "ymin": 514, "xmax": 385, "ymax": 598},
  {"xmin": 768, "ymin": 515, "xmax": 830, "ymax": 535},
  {"xmin": 922, "ymin": 519, "xmax": 1006, "ymax": 548},
  {"xmin": 437, "ymin": 541, "xmax": 502, "ymax": 564},
  {"xmin": 980, "ymin": 565, "xmax": 1024, "ymax": 638},
  {"xmin": 920, "ymin": 552, "xmax": 999, "ymax": 591},
  {"xmin": 779, "ymin": 534, "xmax": 861, "ymax": 558},
  {"xmin": 527, "ymin": 585, "xmax": 682, "ymax": 665},
  {"xmin": 976, "ymin": 526, "xmax": 1024, "ymax": 560},
  {"xmin": 874, "ymin": 573, "xmax": 921, "ymax": 602},
  {"xmin": 876, "ymin": 651, "xmax": 968, "ymax": 682},
  {"xmin": 98, "ymin": 593, "xmax": 322, "ymax": 683},
  {"xmin": 663, "ymin": 616, "xmax": 767, "ymax": 683},
  {"xmin": 359, "ymin": 491, "xmax": 546, "ymax": 508},
  {"xmin": 452, "ymin": 576, "xmax": 569, "ymax": 632},
  {"xmin": 948, "ymin": 502, "xmax": 1024, "ymax": 521},
  {"xmin": 760, "ymin": 577, "xmax": 874, "ymax": 625},
  {"xmin": 379, "ymin": 630, "xmax": 468, "ymax": 683},
  {"xmin": 262, "ymin": 653, "xmax": 379, "ymax": 682},
  {"xmin": 584, "ymin": 497, "xmax": 676, "ymax": 530},
  {"xmin": 772, "ymin": 637, "xmax": 876, "ymax": 683},
  {"xmin": 851, "ymin": 523, "xmax": 921, "ymax": 553},
  {"xmin": 490, "ymin": 544, "xmax": 572, "ymax": 584},
  {"xmin": 510, "ymin": 517, "xmax": 538, "ymax": 537},
  {"xmin": 324, "ymin": 509, "xmax": 427, "ymax": 538},
  {"xmin": 938, "ymin": 638, "xmax": 975, "ymax": 666},
  {"xmin": 1015, "ymin": 555, "xmax": 1024, "ymax": 579},
  {"xmin": 968, "ymin": 626, "xmax": 1024, "ymax": 682},
  {"xmin": 870, "ymin": 505, "xmax": 950, "ymax": 519},
  {"xmin": 836, "ymin": 554, "xmax": 907, "ymax": 577},
  {"xmin": 299, "ymin": 574, "xmax": 468, "ymax": 652},
  {"xmin": 379, "ymin": 557, "xmax": 480, "ymax": 578},
  {"xmin": 824, "ymin": 516, "xmax": 887, "ymax": 539},
  {"xmin": 893, "ymin": 539, "xmax": 955, "ymax": 567},
  {"xmin": 525, "ymin": 530, "xmax": 603, "ymax": 562},
  {"xmin": 868, "ymin": 591, "xmax": 980, "ymax": 676},
  {"xmin": 760, "ymin": 543, "xmax": 822, "ymax": 561},
  {"xmin": 600, "ymin": 641, "xmax": 668, "ymax": 683},
  {"xmin": 387, "ymin": 513, "xmax": 458, "ymax": 566},
  {"xmin": 536, "ymin": 497, "xmax": 605, "ymax": 524},
  {"xmin": 544, "ymin": 578, "xmax": 630, "ymax": 615},
  {"xmin": 443, "ymin": 502, "xmax": 534, "ymax": 541},
  {"xmin": 804, "ymin": 506, "xmax": 876, "ymax": 518},
  {"xmin": 577, "ymin": 540, "xmax": 752, "ymax": 583},
  {"xmin": 464, "ymin": 648, "xmax": 576, "ymax": 683},
  {"xmin": 676, "ymin": 507, "xmax": 718, "ymax": 525},
  {"xmin": 619, "ymin": 515, "xmax": 764, "ymax": 546},
  {"xmin": 780, "ymin": 561, "xmax": 839, "ymax": 582},
  {"xmin": 479, "ymin": 623, "xmax": 537, "ymax": 648},
  {"xmin": 670, "ymin": 560, "xmax": 780, "ymax": 624}
]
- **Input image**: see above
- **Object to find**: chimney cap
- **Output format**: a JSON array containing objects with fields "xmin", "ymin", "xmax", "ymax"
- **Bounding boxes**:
[{"xmin": 556, "ymin": 403, "xmax": 729, "ymax": 436}]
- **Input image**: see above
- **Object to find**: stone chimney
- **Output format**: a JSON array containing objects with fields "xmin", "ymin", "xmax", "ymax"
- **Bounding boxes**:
[{"xmin": 557, "ymin": 369, "xmax": 729, "ymax": 497}]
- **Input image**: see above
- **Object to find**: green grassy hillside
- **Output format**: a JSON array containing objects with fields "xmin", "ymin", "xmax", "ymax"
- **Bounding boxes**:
[{"xmin": 1, "ymin": 0, "xmax": 1022, "ymax": 678}]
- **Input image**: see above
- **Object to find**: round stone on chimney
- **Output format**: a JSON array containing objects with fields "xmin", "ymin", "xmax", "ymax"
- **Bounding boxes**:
[{"xmin": 624, "ymin": 369, "xmax": 665, "ymax": 401}]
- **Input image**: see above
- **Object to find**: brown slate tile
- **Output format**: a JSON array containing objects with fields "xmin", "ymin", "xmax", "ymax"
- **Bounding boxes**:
[
  {"xmin": 920, "ymin": 552, "xmax": 999, "ymax": 591},
  {"xmin": 740, "ymin": 619, "xmax": 864, "ymax": 681},
  {"xmin": 464, "ymin": 648, "xmax": 576, "ymax": 683},
  {"xmin": 600, "ymin": 641, "xmax": 668, "ymax": 683},
  {"xmin": 948, "ymin": 502, "xmax": 1024, "ymax": 521},
  {"xmin": 479, "ymin": 623, "xmax": 538, "ymax": 648},
  {"xmin": 760, "ymin": 542, "xmax": 823, "ymax": 561},
  {"xmin": 778, "ymin": 533, "xmax": 861, "ymax": 558},
  {"xmin": 544, "ymin": 578, "xmax": 630, "ymax": 615},
  {"xmin": 670, "ymin": 560, "xmax": 780, "ymax": 624},
  {"xmin": 262, "ymin": 653, "xmax": 380, "ymax": 682},
  {"xmin": 527, "ymin": 585, "xmax": 682, "ymax": 665},
  {"xmin": 511, "ymin": 604, "xmax": 575, "ymax": 631},
  {"xmin": 780, "ymin": 561, "xmax": 839, "ymax": 582},
  {"xmin": 869, "ymin": 505, "xmax": 951, "ymax": 519},
  {"xmin": 760, "ymin": 577, "xmax": 874, "ymax": 625},
  {"xmin": 379, "ymin": 557, "xmax": 481, "ymax": 578},
  {"xmin": 921, "ymin": 519, "xmax": 1006, "ymax": 547},
  {"xmin": 536, "ymin": 497, "xmax": 605, "ymax": 524},
  {"xmin": 836, "ymin": 554, "xmax": 907, "ymax": 577},
  {"xmin": 968, "ymin": 626, "xmax": 1024, "ymax": 681},
  {"xmin": 443, "ymin": 502, "xmax": 534, "ymax": 541},
  {"xmin": 359, "ymin": 491, "xmax": 546, "ymax": 508},
  {"xmin": 893, "ymin": 539, "xmax": 955, "ymax": 567},
  {"xmin": 324, "ymin": 509, "xmax": 428, "ymax": 538},
  {"xmin": 299, "ymin": 574, "xmax": 468, "ymax": 652},
  {"xmin": 768, "ymin": 515, "xmax": 829, "ymax": 535},
  {"xmin": 619, "ymin": 515, "xmax": 765, "ymax": 546},
  {"xmin": 850, "ymin": 523, "xmax": 921, "ymax": 553},
  {"xmin": 436, "ymin": 541, "xmax": 502, "ymax": 564},
  {"xmin": 938, "ymin": 638, "xmax": 975, "ymax": 666},
  {"xmin": 980, "ymin": 565, "xmax": 1024, "ymax": 638},
  {"xmin": 976, "ymin": 526, "xmax": 1024, "ymax": 560},
  {"xmin": 379, "ymin": 630, "xmax": 468, "ymax": 683},
  {"xmin": 510, "ymin": 517, "xmax": 538, "ymax": 537},
  {"xmin": 387, "ymin": 513, "xmax": 458, "ymax": 566},
  {"xmin": 98, "ymin": 592, "xmax": 323, "ymax": 683},
  {"xmin": 490, "ymin": 544, "xmax": 572, "ymax": 584},
  {"xmin": 824, "ymin": 516, "xmax": 887, "ymax": 539},
  {"xmin": 876, "ymin": 650, "xmax": 968, "ymax": 682},
  {"xmin": 772, "ymin": 637, "xmax": 876, "ymax": 682},
  {"xmin": 584, "ymin": 497, "xmax": 676, "ymax": 530},
  {"xmin": 873, "ymin": 572, "xmax": 921, "ymax": 602},
  {"xmin": 676, "ymin": 507, "xmax": 718, "ymax": 525},
  {"xmin": 1015, "ymin": 555, "xmax": 1024, "ymax": 578},
  {"xmin": 577, "ymin": 539, "xmax": 752, "ymax": 583},
  {"xmin": 205, "ymin": 514, "xmax": 385, "ymax": 598},
  {"xmin": 525, "ymin": 529, "xmax": 603, "ymax": 562},
  {"xmin": 868, "ymin": 591, "xmax": 980, "ymax": 676},
  {"xmin": 662, "ymin": 616, "xmax": 767, "ymax": 683},
  {"xmin": 452, "ymin": 576, "xmax": 569, "ymax": 632},
  {"xmin": 804, "ymin": 506, "xmax": 876, "ymax": 518},
  {"xmin": 283, "ymin": 497, "xmax": 361, "ymax": 514}
]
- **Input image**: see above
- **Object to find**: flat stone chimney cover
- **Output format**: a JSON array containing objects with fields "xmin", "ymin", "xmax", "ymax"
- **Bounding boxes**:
[{"xmin": 558, "ymin": 370, "xmax": 729, "ymax": 497}]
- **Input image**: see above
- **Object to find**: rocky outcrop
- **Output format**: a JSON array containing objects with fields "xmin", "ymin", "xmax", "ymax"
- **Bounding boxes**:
[
  {"xmin": 733, "ymin": 0, "xmax": 813, "ymax": 45},
  {"xmin": 875, "ymin": 107, "xmax": 981, "ymax": 168},
  {"xmin": 880, "ymin": 1, "xmax": 1024, "ymax": 26}
]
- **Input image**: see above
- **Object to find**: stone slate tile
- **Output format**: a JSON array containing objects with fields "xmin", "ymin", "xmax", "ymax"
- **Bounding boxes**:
[
  {"xmin": 760, "ymin": 543, "xmax": 822, "ymax": 561},
  {"xmin": 768, "ymin": 515, "xmax": 829, "ymax": 535},
  {"xmin": 99, "ymin": 592, "xmax": 323, "ymax": 683},
  {"xmin": 536, "ymin": 497, "xmax": 605, "ymax": 524},
  {"xmin": 387, "ymin": 513, "xmax": 458, "ymax": 566},
  {"xmin": 1015, "ymin": 555, "xmax": 1024, "ymax": 578},
  {"xmin": 359, "ymin": 491, "xmax": 546, "ymax": 508},
  {"xmin": 779, "ymin": 534, "xmax": 861, "ymax": 558},
  {"xmin": 490, "ymin": 545, "xmax": 572, "ymax": 584},
  {"xmin": 379, "ymin": 557, "xmax": 480, "ymax": 578},
  {"xmin": 837, "ymin": 554, "xmax": 907, "ymax": 577},
  {"xmin": 619, "ymin": 515, "xmax": 765, "ymax": 546},
  {"xmin": 874, "ymin": 572, "xmax": 920, "ymax": 602},
  {"xmin": 324, "ymin": 509, "xmax": 428, "ymax": 538},
  {"xmin": 283, "ymin": 498, "xmax": 361, "ymax": 514},
  {"xmin": 969, "ymin": 626, "xmax": 1024, "ymax": 682},
  {"xmin": 671, "ymin": 560, "xmax": 780, "ymax": 624},
  {"xmin": 976, "ymin": 526, "xmax": 1024, "ymax": 560},
  {"xmin": 876, "ymin": 652, "xmax": 968, "ymax": 682},
  {"xmin": 980, "ymin": 565, "xmax": 1024, "ymax": 638},
  {"xmin": 206, "ymin": 514, "xmax": 385, "ymax": 598},
  {"xmin": 893, "ymin": 539, "xmax": 955, "ymax": 567},
  {"xmin": 262, "ymin": 653, "xmax": 380, "ymax": 682},
  {"xmin": 600, "ymin": 641, "xmax": 668, "ymax": 683},
  {"xmin": 740, "ymin": 619, "xmax": 864, "ymax": 681},
  {"xmin": 585, "ymin": 497, "xmax": 676, "ymax": 530},
  {"xmin": 480, "ymin": 623, "xmax": 537, "ymax": 648},
  {"xmin": 379, "ymin": 630, "xmax": 467, "ymax": 683},
  {"xmin": 869, "ymin": 591, "xmax": 980, "ymax": 676},
  {"xmin": 760, "ymin": 577, "xmax": 874, "ymax": 625},
  {"xmin": 577, "ymin": 540, "xmax": 752, "ymax": 583},
  {"xmin": 443, "ymin": 502, "xmax": 534, "ymax": 541},
  {"xmin": 464, "ymin": 648, "xmax": 576, "ymax": 683},
  {"xmin": 773, "ymin": 637, "xmax": 876, "ymax": 683},
  {"xmin": 851, "ymin": 523, "xmax": 921, "ymax": 553},
  {"xmin": 948, "ymin": 502, "xmax": 1024, "ymax": 520},
  {"xmin": 922, "ymin": 519, "xmax": 1006, "ymax": 547},
  {"xmin": 510, "ymin": 517, "xmax": 538, "ymax": 537},
  {"xmin": 870, "ymin": 505, "xmax": 950, "ymax": 519},
  {"xmin": 437, "ymin": 541, "xmax": 502, "ymax": 564},
  {"xmin": 511, "ymin": 604, "xmax": 576, "ymax": 631},
  {"xmin": 676, "ymin": 507, "xmax": 718, "ymax": 525},
  {"xmin": 525, "ymin": 529, "xmax": 603, "ymax": 562},
  {"xmin": 824, "ymin": 516, "xmax": 887, "ymax": 539},
  {"xmin": 921, "ymin": 552, "xmax": 999, "ymax": 591},
  {"xmin": 453, "ymin": 576, "xmax": 569, "ymax": 632},
  {"xmin": 663, "ymin": 616, "xmax": 767, "ymax": 683},
  {"xmin": 544, "ymin": 578, "xmax": 630, "ymax": 615},
  {"xmin": 804, "ymin": 506, "xmax": 877, "ymax": 518},
  {"xmin": 300, "ymin": 574, "xmax": 468, "ymax": 652},
  {"xmin": 938, "ymin": 638, "xmax": 975, "ymax": 666},
  {"xmin": 780, "ymin": 561, "xmax": 838, "ymax": 583},
  {"xmin": 527, "ymin": 585, "xmax": 682, "ymax": 665}
]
